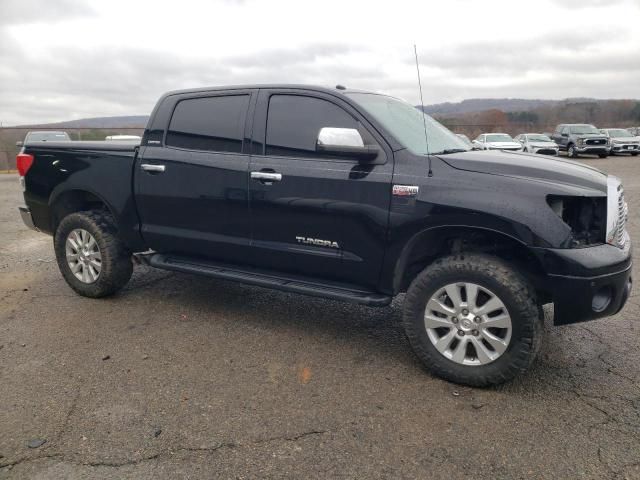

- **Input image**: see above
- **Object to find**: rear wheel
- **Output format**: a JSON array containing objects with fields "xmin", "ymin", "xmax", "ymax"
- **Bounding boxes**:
[
  {"xmin": 403, "ymin": 254, "xmax": 542, "ymax": 387},
  {"xmin": 54, "ymin": 210, "xmax": 133, "ymax": 297}
]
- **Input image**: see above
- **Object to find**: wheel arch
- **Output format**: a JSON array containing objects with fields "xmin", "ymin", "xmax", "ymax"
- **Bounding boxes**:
[
  {"xmin": 49, "ymin": 188, "xmax": 117, "ymax": 233},
  {"xmin": 392, "ymin": 226, "xmax": 548, "ymax": 298}
]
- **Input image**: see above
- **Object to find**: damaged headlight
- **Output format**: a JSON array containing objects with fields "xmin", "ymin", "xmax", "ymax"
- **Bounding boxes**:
[{"xmin": 547, "ymin": 195, "xmax": 607, "ymax": 247}]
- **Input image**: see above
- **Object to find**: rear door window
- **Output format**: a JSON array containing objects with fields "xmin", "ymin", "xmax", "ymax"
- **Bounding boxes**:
[{"xmin": 166, "ymin": 95, "xmax": 250, "ymax": 153}]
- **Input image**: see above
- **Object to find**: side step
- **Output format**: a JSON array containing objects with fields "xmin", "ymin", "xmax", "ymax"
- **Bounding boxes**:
[{"xmin": 147, "ymin": 253, "xmax": 392, "ymax": 307}]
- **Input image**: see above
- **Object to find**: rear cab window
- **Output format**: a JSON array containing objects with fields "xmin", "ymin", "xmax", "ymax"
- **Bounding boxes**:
[{"xmin": 166, "ymin": 94, "xmax": 250, "ymax": 153}]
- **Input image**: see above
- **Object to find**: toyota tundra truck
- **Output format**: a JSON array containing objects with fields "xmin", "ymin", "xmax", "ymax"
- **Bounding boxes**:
[{"xmin": 17, "ymin": 85, "xmax": 632, "ymax": 386}]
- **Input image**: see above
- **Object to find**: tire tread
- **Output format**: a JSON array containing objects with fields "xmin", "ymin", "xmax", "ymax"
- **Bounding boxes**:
[{"xmin": 403, "ymin": 253, "xmax": 542, "ymax": 387}]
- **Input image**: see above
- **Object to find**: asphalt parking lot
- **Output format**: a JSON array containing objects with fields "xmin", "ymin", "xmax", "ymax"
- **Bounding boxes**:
[{"xmin": 1, "ymin": 154, "xmax": 639, "ymax": 479}]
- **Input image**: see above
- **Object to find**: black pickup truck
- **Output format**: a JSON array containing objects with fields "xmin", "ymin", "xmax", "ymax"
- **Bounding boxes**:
[{"xmin": 17, "ymin": 85, "xmax": 632, "ymax": 386}]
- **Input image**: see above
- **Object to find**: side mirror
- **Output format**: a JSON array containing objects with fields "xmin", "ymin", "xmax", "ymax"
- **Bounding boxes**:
[
  {"xmin": 316, "ymin": 127, "xmax": 379, "ymax": 161},
  {"xmin": 16, "ymin": 141, "xmax": 23, "ymax": 147}
]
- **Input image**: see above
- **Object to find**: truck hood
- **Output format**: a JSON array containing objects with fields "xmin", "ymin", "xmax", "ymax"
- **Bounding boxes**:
[
  {"xmin": 576, "ymin": 134, "xmax": 608, "ymax": 141},
  {"xmin": 611, "ymin": 136, "xmax": 640, "ymax": 143},
  {"xmin": 438, "ymin": 150, "xmax": 607, "ymax": 192}
]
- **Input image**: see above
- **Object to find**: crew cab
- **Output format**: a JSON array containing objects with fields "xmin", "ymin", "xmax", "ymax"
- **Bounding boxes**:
[
  {"xmin": 17, "ymin": 85, "xmax": 632, "ymax": 387},
  {"xmin": 552, "ymin": 124, "xmax": 610, "ymax": 158}
]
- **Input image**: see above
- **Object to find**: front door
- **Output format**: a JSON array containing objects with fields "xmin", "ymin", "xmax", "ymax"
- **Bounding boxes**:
[
  {"xmin": 247, "ymin": 90, "xmax": 393, "ymax": 289},
  {"xmin": 135, "ymin": 91, "xmax": 254, "ymax": 263}
]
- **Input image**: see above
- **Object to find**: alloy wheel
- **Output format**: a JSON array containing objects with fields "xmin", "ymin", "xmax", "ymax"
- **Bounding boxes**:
[
  {"xmin": 424, "ymin": 282, "xmax": 512, "ymax": 366},
  {"xmin": 65, "ymin": 228, "xmax": 102, "ymax": 283}
]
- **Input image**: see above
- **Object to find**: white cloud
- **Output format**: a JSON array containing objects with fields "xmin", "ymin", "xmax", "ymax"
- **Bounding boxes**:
[{"xmin": 0, "ymin": 0, "xmax": 638, "ymax": 124}]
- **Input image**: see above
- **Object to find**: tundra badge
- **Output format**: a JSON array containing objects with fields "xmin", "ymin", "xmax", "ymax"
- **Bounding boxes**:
[{"xmin": 296, "ymin": 236, "xmax": 340, "ymax": 249}]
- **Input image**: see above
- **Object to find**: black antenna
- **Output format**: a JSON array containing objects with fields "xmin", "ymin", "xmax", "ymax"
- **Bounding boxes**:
[{"xmin": 414, "ymin": 44, "xmax": 433, "ymax": 177}]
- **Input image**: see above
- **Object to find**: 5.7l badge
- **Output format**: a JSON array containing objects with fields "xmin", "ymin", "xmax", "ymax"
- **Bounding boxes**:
[{"xmin": 392, "ymin": 185, "xmax": 419, "ymax": 197}]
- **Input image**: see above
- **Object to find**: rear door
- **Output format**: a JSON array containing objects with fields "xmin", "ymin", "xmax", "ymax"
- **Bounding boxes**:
[
  {"xmin": 247, "ymin": 89, "xmax": 393, "ymax": 289},
  {"xmin": 135, "ymin": 90, "xmax": 255, "ymax": 263}
]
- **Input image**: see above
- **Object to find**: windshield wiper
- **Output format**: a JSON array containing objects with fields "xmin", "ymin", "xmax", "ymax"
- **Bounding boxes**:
[{"xmin": 432, "ymin": 148, "xmax": 469, "ymax": 155}]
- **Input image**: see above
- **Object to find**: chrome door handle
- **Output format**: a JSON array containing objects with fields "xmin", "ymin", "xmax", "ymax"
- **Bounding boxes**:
[
  {"xmin": 141, "ymin": 164, "xmax": 165, "ymax": 173},
  {"xmin": 251, "ymin": 171, "xmax": 282, "ymax": 182}
]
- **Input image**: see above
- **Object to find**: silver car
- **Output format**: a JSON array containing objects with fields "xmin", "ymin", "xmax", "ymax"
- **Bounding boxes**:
[
  {"xmin": 472, "ymin": 133, "xmax": 523, "ymax": 151},
  {"xmin": 601, "ymin": 128, "xmax": 640, "ymax": 156},
  {"xmin": 514, "ymin": 133, "xmax": 559, "ymax": 156}
]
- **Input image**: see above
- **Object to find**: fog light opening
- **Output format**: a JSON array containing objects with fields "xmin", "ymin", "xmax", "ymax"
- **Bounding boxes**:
[{"xmin": 592, "ymin": 286, "xmax": 613, "ymax": 313}]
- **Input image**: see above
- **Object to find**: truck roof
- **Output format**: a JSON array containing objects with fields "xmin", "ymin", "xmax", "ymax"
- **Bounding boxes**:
[{"xmin": 161, "ymin": 84, "xmax": 378, "ymax": 99}]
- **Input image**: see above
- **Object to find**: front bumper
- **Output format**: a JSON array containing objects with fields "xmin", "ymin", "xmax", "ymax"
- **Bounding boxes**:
[
  {"xmin": 532, "ymin": 147, "xmax": 558, "ymax": 155},
  {"xmin": 575, "ymin": 145, "xmax": 610, "ymax": 154},
  {"xmin": 19, "ymin": 206, "xmax": 39, "ymax": 231},
  {"xmin": 531, "ymin": 240, "xmax": 632, "ymax": 325},
  {"xmin": 611, "ymin": 143, "xmax": 639, "ymax": 153}
]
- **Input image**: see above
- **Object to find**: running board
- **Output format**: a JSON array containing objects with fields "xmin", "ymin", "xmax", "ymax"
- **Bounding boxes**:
[{"xmin": 147, "ymin": 253, "xmax": 392, "ymax": 307}]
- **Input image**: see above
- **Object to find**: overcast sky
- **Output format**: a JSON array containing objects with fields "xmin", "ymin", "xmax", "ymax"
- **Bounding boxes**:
[{"xmin": 1, "ymin": 0, "xmax": 639, "ymax": 125}]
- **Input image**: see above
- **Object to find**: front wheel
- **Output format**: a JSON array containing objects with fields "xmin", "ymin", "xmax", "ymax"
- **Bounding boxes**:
[
  {"xmin": 631, "ymin": 153, "xmax": 639, "ymax": 157},
  {"xmin": 598, "ymin": 154, "xmax": 609, "ymax": 159},
  {"xmin": 567, "ymin": 144, "xmax": 578, "ymax": 158},
  {"xmin": 403, "ymin": 254, "xmax": 542, "ymax": 387},
  {"xmin": 54, "ymin": 210, "xmax": 133, "ymax": 298}
]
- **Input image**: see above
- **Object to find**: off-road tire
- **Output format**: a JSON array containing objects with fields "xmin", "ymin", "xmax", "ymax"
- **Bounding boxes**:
[
  {"xmin": 403, "ymin": 253, "xmax": 543, "ymax": 387},
  {"xmin": 54, "ymin": 210, "xmax": 133, "ymax": 297}
]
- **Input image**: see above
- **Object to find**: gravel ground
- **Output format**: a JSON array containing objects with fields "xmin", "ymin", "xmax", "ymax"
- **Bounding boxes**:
[{"xmin": 0, "ymin": 155, "xmax": 639, "ymax": 479}]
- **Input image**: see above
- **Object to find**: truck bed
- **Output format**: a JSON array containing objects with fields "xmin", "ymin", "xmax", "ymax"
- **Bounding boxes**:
[{"xmin": 22, "ymin": 140, "xmax": 144, "ymax": 250}]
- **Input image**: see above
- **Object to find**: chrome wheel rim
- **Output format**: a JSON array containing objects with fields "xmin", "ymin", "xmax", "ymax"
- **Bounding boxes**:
[
  {"xmin": 424, "ymin": 282, "xmax": 512, "ymax": 366},
  {"xmin": 65, "ymin": 229, "xmax": 101, "ymax": 284}
]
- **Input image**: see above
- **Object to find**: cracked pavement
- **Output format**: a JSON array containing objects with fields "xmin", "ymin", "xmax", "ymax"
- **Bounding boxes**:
[{"xmin": 0, "ymin": 155, "xmax": 639, "ymax": 479}]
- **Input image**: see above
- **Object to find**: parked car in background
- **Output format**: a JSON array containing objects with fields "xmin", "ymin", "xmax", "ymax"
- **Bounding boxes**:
[
  {"xmin": 105, "ymin": 135, "xmax": 142, "ymax": 142},
  {"xmin": 551, "ymin": 124, "xmax": 610, "ymax": 158},
  {"xmin": 627, "ymin": 127, "xmax": 640, "ymax": 136},
  {"xmin": 472, "ymin": 133, "xmax": 522, "ymax": 151},
  {"xmin": 600, "ymin": 129, "xmax": 640, "ymax": 156},
  {"xmin": 16, "ymin": 131, "xmax": 70, "ymax": 147},
  {"xmin": 514, "ymin": 133, "xmax": 559, "ymax": 156}
]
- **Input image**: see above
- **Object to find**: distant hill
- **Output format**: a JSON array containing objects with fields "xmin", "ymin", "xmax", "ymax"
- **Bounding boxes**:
[
  {"xmin": 418, "ymin": 98, "xmax": 602, "ymax": 115},
  {"xmin": 419, "ymin": 98, "xmax": 640, "ymax": 139},
  {"xmin": 20, "ymin": 115, "xmax": 149, "ymax": 128}
]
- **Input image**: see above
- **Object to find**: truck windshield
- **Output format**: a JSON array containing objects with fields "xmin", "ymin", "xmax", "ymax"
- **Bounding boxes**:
[
  {"xmin": 346, "ymin": 93, "xmax": 470, "ymax": 155},
  {"xmin": 569, "ymin": 125, "xmax": 600, "ymax": 135}
]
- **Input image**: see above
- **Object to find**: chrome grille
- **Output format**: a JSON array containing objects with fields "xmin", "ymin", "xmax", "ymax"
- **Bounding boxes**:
[
  {"xmin": 614, "ymin": 185, "xmax": 628, "ymax": 248},
  {"xmin": 607, "ymin": 177, "xmax": 628, "ymax": 249}
]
